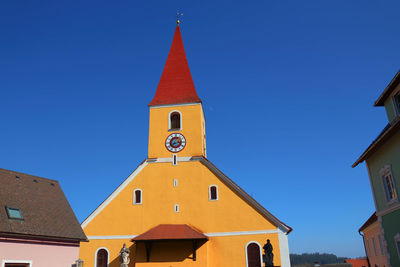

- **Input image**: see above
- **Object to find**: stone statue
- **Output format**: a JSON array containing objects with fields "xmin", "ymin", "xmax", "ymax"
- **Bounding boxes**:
[
  {"xmin": 119, "ymin": 243, "xmax": 130, "ymax": 267},
  {"xmin": 263, "ymin": 239, "xmax": 274, "ymax": 267}
]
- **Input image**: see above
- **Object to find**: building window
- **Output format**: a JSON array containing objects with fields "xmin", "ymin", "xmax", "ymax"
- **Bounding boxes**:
[
  {"xmin": 5, "ymin": 206, "xmax": 23, "ymax": 220},
  {"xmin": 380, "ymin": 166, "xmax": 398, "ymax": 203},
  {"xmin": 4, "ymin": 261, "xmax": 31, "ymax": 267},
  {"xmin": 173, "ymin": 154, "xmax": 177, "ymax": 166},
  {"xmin": 395, "ymin": 233, "xmax": 400, "ymax": 260},
  {"xmin": 394, "ymin": 91, "xmax": 400, "ymax": 116},
  {"xmin": 173, "ymin": 179, "xmax": 178, "ymax": 187},
  {"xmin": 379, "ymin": 234, "xmax": 385, "ymax": 255},
  {"xmin": 372, "ymin": 237, "xmax": 378, "ymax": 256},
  {"xmin": 246, "ymin": 242, "xmax": 262, "ymax": 267},
  {"xmin": 174, "ymin": 204, "xmax": 179, "ymax": 212},
  {"xmin": 95, "ymin": 248, "xmax": 109, "ymax": 267},
  {"xmin": 133, "ymin": 189, "xmax": 142, "ymax": 204},
  {"xmin": 169, "ymin": 111, "xmax": 181, "ymax": 130},
  {"xmin": 209, "ymin": 185, "xmax": 218, "ymax": 201}
]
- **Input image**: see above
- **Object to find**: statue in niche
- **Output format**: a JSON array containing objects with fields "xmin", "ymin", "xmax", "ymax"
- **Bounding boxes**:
[
  {"xmin": 119, "ymin": 243, "xmax": 130, "ymax": 267},
  {"xmin": 263, "ymin": 239, "xmax": 274, "ymax": 267}
]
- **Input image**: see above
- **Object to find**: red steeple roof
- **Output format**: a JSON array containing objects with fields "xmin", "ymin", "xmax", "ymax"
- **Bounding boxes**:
[{"xmin": 149, "ymin": 26, "xmax": 201, "ymax": 106}]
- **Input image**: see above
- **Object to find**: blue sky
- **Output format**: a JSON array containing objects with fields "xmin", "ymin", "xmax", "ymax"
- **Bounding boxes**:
[{"xmin": 1, "ymin": 0, "xmax": 400, "ymax": 258}]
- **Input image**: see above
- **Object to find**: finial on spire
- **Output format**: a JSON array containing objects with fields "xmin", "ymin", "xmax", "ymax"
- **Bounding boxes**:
[{"xmin": 176, "ymin": 10, "xmax": 183, "ymax": 25}]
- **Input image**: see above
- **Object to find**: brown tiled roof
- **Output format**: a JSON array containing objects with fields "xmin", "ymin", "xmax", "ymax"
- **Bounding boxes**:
[
  {"xmin": 0, "ymin": 168, "xmax": 87, "ymax": 242},
  {"xmin": 374, "ymin": 70, "xmax": 400, "ymax": 106},
  {"xmin": 359, "ymin": 212, "xmax": 377, "ymax": 232},
  {"xmin": 132, "ymin": 224, "xmax": 208, "ymax": 241},
  {"xmin": 352, "ymin": 117, "xmax": 400, "ymax": 167}
]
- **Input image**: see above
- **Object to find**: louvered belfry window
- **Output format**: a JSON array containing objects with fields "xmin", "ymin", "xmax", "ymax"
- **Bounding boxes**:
[{"xmin": 170, "ymin": 112, "xmax": 181, "ymax": 129}]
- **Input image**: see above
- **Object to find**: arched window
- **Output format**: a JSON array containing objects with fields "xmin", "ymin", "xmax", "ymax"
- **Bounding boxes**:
[
  {"xmin": 169, "ymin": 111, "xmax": 181, "ymax": 130},
  {"xmin": 96, "ymin": 248, "xmax": 108, "ymax": 267},
  {"xmin": 246, "ymin": 242, "xmax": 262, "ymax": 267},
  {"xmin": 133, "ymin": 189, "xmax": 142, "ymax": 204},
  {"xmin": 209, "ymin": 185, "xmax": 218, "ymax": 201}
]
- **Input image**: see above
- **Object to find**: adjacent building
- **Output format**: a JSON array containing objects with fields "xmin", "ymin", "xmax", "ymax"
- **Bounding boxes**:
[
  {"xmin": 0, "ymin": 168, "xmax": 87, "ymax": 267},
  {"xmin": 79, "ymin": 24, "xmax": 292, "ymax": 267},
  {"xmin": 353, "ymin": 71, "xmax": 400, "ymax": 267},
  {"xmin": 359, "ymin": 212, "xmax": 389, "ymax": 267}
]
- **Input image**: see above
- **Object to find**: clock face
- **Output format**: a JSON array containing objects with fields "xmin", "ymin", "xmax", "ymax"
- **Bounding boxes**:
[{"xmin": 165, "ymin": 133, "xmax": 186, "ymax": 152}]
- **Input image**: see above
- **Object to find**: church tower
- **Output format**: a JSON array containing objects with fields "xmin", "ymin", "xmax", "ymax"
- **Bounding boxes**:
[{"xmin": 148, "ymin": 25, "xmax": 206, "ymax": 159}]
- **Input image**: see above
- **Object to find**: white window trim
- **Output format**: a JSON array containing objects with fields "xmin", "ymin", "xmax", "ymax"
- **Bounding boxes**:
[
  {"xmin": 2, "ymin": 260, "xmax": 32, "ymax": 267},
  {"xmin": 379, "ymin": 234, "xmax": 385, "ymax": 255},
  {"xmin": 379, "ymin": 165, "xmax": 398, "ymax": 204},
  {"xmin": 94, "ymin": 247, "xmax": 110, "ymax": 267},
  {"xmin": 172, "ymin": 154, "xmax": 178, "ymax": 166},
  {"xmin": 133, "ymin": 189, "xmax": 142, "ymax": 205},
  {"xmin": 395, "ymin": 233, "xmax": 400, "ymax": 260},
  {"xmin": 174, "ymin": 204, "xmax": 179, "ymax": 212},
  {"xmin": 372, "ymin": 236, "xmax": 378, "ymax": 256},
  {"xmin": 209, "ymin": 185, "xmax": 219, "ymax": 201},
  {"xmin": 168, "ymin": 110, "xmax": 182, "ymax": 131},
  {"xmin": 245, "ymin": 241, "xmax": 263, "ymax": 267},
  {"xmin": 173, "ymin": 178, "xmax": 178, "ymax": 187}
]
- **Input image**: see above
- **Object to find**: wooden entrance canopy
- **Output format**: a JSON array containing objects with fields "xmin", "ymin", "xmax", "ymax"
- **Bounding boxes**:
[{"xmin": 131, "ymin": 224, "xmax": 208, "ymax": 262}]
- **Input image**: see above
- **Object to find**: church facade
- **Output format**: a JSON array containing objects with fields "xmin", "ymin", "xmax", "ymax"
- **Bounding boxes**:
[{"xmin": 79, "ymin": 24, "xmax": 292, "ymax": 267}]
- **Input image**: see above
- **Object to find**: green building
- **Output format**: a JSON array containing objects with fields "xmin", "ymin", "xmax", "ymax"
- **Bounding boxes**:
[{"xmin": 353, "ymin": 71, "xmax": 400, "ymax": 267}]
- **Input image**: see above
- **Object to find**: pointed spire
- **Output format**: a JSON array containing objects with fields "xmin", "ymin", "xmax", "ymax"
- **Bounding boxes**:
[{"xmin": 149, "ymin": 26, "xmax": 201, "ymax": 106}]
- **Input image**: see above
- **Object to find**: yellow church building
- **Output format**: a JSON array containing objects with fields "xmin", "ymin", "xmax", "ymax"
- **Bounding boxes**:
[{"xmin": 79, "ymin": 24, "xmax": 292, "ymax": 267}]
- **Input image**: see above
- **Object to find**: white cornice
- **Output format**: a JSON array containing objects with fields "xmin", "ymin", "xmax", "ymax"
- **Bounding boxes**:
[
  {"xmin": 149, "ymin": 102, "xmax": 201, "ymax": 109},
  {"xmin": 377, "ymin": 202, "xmax": 400, "ymax": 217},
  {"xmin": 87, "ymin": 229, "xmax": 279, "ymax": 240}
]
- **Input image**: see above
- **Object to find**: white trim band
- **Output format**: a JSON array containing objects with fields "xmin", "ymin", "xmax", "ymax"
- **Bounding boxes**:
[
  {"xmin": 87, "ymin": 229, "xmax": 279, "ymax": 240},
  {"xmin": 150, "ymin": 103, "xmax": 201, "ymax": 109}
]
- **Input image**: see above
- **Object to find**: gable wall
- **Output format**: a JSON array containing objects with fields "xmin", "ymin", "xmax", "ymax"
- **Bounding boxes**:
[{"xmin": 83, "ymin": 161, "xmax": 277, "ymax": 237}]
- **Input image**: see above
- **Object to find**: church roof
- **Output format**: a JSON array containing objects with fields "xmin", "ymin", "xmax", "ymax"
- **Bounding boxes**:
[
  {"xmin": 132, "ymin": 224, "xmax": 208, "ymax": 241},
  {"xmin": 0, "ymin": 168, "xmax": 87, "ymax": 242},
  {"xmin": 149, "ymin": 26, "xmax": 201, "ymax": 107}
]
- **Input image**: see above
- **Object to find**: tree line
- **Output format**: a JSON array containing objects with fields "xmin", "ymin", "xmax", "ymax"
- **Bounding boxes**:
[{"xmin": 290, "ymin": 253, "xmax": 348, "ymax": 265}]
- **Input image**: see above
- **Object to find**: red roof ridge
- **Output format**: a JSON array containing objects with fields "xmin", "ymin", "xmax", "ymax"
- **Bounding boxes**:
[{"xmin": 149, "ymin": 26, "xmax": 201, "ymax": 106}]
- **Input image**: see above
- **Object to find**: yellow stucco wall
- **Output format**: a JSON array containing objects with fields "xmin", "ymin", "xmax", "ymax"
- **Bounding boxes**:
[
  {"xmin": 80, "ymin": 161, "xmax": 282, "ymax": 266},
  {"xmin": 148, "ymin": 103, "xmax": 206, "ymax": 158}
]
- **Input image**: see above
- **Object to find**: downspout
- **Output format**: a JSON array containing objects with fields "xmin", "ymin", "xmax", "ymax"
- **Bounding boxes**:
[{"xmin": 359, "ymin": 230, "xmax": 371, "ymax": 267}]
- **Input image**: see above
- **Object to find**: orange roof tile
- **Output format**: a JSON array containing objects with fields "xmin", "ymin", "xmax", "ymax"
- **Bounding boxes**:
[{"xmin": 132, "ymin": 224, "xmax": 208, "ymax": 241}]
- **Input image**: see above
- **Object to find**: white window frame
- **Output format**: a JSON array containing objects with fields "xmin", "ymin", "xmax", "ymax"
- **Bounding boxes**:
[
  {"xmin": 380, "ymin": 165, "xmax": 398, "ymax": 204},
  {"xmin": 173, "ymin": 178, "xmax": 178, "ymax": 187},
  {"xmin": 209, "ymin": 185, "xmax": 219, "ymax": 201},
  {"xmin": 174, "ymin": 204, "xmax": 179, "ymax": 212},
  {"xmin": 133, "ymin": 189, "xmax": 142, "ymax": 205},
  {"xmin": 245, "ymin": 241, "xmax": 263, "ymax": 267},
  {"xmin": 94, "ymin": 247, "xmax": 110, "ymax": 267},
  {"xmin": 395, "ymin": 233, "xmax": 400, "ymax": 260},
  {"xmin": 379, "ymin": 234, "xmax": 385, "ymax": 255},
  {"xmin": 2, "ymin": 260, "xmax": 32, "ymax": 267},
  {"xmin": 372, "ymin": 236, "xmax": 378, "ymax": 256},
  {"xmin": 168, "ymin": 110, "xmax": 182, "ymax": 131},
  {"xmin": 173, "ymin": 154, "xmax": 178, "ymax": 166}
]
